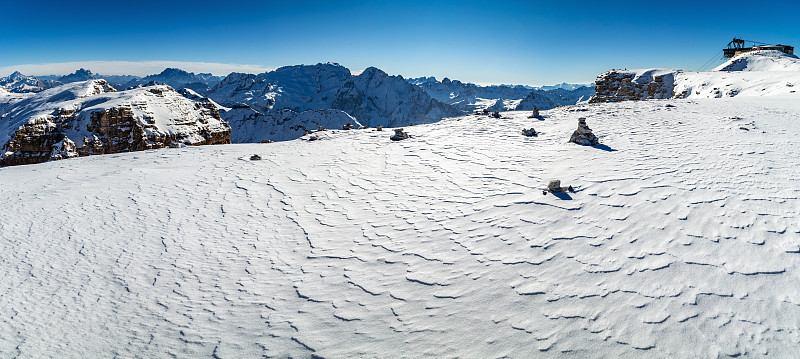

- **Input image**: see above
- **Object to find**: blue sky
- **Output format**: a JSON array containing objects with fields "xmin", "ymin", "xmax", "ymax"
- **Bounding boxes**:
[{"xmin": 2, "ymin": 0, "xmax": 799, "ymax": 86}]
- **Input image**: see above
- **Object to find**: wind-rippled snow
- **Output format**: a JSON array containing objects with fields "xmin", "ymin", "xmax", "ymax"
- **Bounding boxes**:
[{"xmin": 1, "ymin": 96, "xmax": 800, "ymax": 357}]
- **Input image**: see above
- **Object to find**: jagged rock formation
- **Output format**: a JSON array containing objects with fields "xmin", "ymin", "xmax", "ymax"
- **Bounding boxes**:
[
  {"xmin": 0, "ymin": 80, "xmax": 230, "ymax": 166},
  {"xmin": 332, "ymin": 67, "xmax": 459, "ymax": 127},
  {"xmin": 590, "ymin": 69, "xmax": 677, "ymax": 103},
  {"xmin": 207, "ymin": 63, "xmax": 458, "ymax": 129},
  {"xmin": 569, "ymin": 117, "xmax": 599, "ymax": 146},
  {"xmin": 129, "ymin": 68, "xmax": 223, "ymax": 93},
  {"xmin": 58, "ymin": 68, "xmax": 96, "ymax": 83}
]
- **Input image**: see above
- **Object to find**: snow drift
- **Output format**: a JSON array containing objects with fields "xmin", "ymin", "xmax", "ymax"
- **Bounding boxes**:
[{"xmin": 2, "ymin": 95, "xmax": 800, "ymax": 357}]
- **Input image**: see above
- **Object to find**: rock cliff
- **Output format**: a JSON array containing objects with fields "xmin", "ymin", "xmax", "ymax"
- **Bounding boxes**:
[{"xmin": 0, "ymin": 80, "xmax": 230, "ymax": 166}]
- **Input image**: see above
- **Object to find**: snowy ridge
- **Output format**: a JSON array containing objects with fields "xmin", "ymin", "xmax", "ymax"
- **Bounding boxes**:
[
  {"xmin": 0, "ymin": 80, "xmax": 117, "ymax": 146},
  {"xmin": 0, "ymin": 71, "xmax": 61, "ymax": 93},
  {"xmin": 713, "ymin": 50, "xmax": 800, "ymax": 72},
  {"xmin": 0, "ymin": 80, "xmax": 230, "ymax": 165},
  {"xmin": 2, "ymin": 96, "xmax": 800, "ymax": 357},
  {"xmin": 592, "ymin": 52, "xmax": 800, "ymax": 102}
]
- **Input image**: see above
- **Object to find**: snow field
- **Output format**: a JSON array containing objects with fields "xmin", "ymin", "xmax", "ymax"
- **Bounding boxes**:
[{"xmin": 1, "ymin": 96, "xmax": 800, "ymax": 357}]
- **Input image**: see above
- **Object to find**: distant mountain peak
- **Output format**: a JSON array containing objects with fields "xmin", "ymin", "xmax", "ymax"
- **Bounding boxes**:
[{"xmin": 59, "ymin": 68, "xmax": 96, "ymax": 83}]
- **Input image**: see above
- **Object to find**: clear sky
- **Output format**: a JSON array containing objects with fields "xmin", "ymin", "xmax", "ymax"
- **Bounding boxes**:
[{"xmin": 2, "ymin": 0, "xmax": 799, "ymax": 86}]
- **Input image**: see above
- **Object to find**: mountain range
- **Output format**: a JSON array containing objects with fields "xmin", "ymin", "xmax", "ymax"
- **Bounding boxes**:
[{"xmin": 1, "ymin": 62, "xmax": 595, "ymax": 164}]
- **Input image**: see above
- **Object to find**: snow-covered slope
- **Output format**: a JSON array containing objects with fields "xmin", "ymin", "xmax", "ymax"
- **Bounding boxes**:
[
  {"xmin": 714, "ymin": 50, "xmax": 800, "ymax": 72},
  {"xmin": 224, "ymin": 106, "xmax": 361, "ymax": 142},
  {"xmin": 207, "ymin": 63, "xmax": 353, "ymax": 114},
  {"xmin": 591, "ymin": 51, "xmax": 800, "ymax": 102},
  {"xmin": 207, "ymin": 63, "xmax": 458, "ymax": 129},
  {"xmin": 0, "ymin": 80, "xmax": 230, "ymax": 166},
  {"xmin": 2, "ymin": 95, "xmax": 800, "ymax": 357},
  {"xmin": 179, "ymin": 88, "xmax": 361, "ymax": 143},
  {"xmin": 331, "ymin": 67, "xmax": 458, "ymax": 127}
]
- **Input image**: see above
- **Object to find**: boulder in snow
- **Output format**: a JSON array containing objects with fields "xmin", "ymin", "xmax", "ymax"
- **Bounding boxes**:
[
  {"xmin": 569, "ymin": 118, "xmax": 599, "ymax": 146},
  {"xmin": 390, "ymin": 128, "xmax": 409, "ymax": 141}
]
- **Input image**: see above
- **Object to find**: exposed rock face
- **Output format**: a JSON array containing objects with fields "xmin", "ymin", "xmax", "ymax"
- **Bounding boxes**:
[
  {"xmin": 0, "ymin": 80, "xmax": 230, "ymax": 166},
  {"xmin": 589, "ymin": 69, "xmax": 677, "ymax": 103},
  {"xmin": 129, "ymin": 68, "xmax": 223, "ymax": 93},
  {"xmin": 58, "ymin": 68, "xmax": 96, "ymax": 83},
  {"xmin": 569, "ymin": 117, "xmax": 599, "ymax": 146}
]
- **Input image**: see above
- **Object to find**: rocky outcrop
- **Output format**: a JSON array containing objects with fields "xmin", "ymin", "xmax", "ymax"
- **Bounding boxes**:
[
  {"xmin": 569, "ymin": 118, "xmax": 599, "ymax": 146},
  {"xmin": 589, "ymin": 69, "xmax": 678, "ymax": 103},
  {"xmin": 390, "ymin": 128, "xmax": 409, "ymax": 141},
  {"xmin": 0, "ymin": 80, "xmax": 230, "ymax": 166}
]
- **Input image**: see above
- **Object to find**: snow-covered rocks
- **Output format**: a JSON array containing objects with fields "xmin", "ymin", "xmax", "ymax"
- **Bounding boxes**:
[
  {"xmin": 341, "ymin": 122, "xmax": 354, "ymax": 130},
  {"xmin": 390, "ymin": 128, "xmax": 409, "ymax": 141},
  {"xmin": 521, "ymin": 128, "xmax": 537, "ymax": 136},
  {"xmin": 569, "ymin": 117, "xmax": 599, "ymax": 145},
  {"xmin": 590, "ymin": 52, "xmax": 800, "ymax": 103},
  {"xmin": 0, "ymin": 80, "xmax": 231, "ymax": 166},
  {"xmin": 590, "ymin": 69, "xmax": 677, "ymax": 103}
]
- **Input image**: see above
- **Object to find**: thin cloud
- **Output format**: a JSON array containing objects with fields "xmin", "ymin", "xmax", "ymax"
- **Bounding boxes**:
[{"xmin": 0, "ymin": 61, "xmax": 274, "ymax": 77}]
